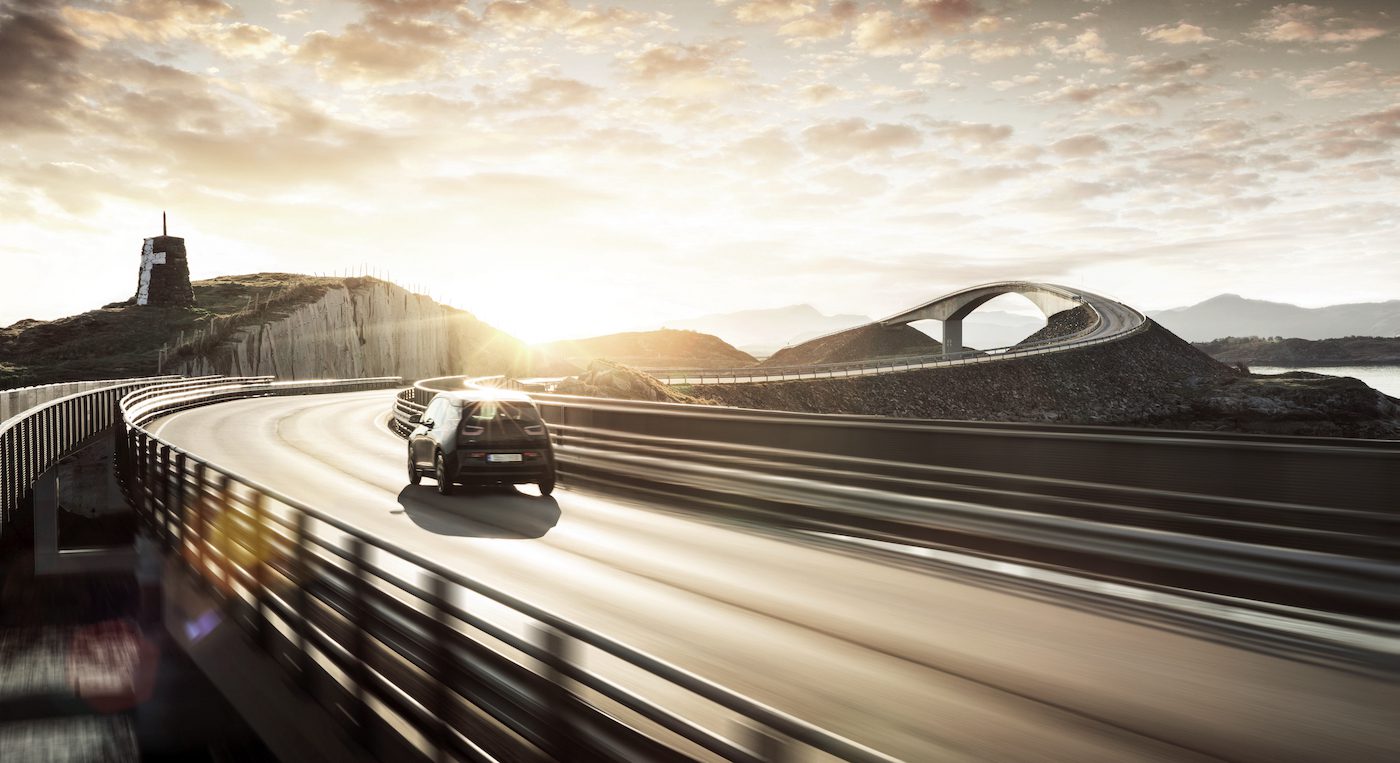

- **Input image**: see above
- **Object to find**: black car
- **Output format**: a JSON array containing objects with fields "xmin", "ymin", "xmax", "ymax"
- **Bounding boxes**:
[{"xmin": 407, "ymin": 389, "xmax": 556, "ymax": 496}]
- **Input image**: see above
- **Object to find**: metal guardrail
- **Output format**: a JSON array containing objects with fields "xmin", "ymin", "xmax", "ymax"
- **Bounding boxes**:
[
  {"xmin": 644, "ymin": 295, "xmax": 1156, "ymax": 385},
  {"xmin": 402, "ymin": 376, "xmax": 1400, "ymax": 620},
  {"xmin": 123, "ymin": 378, "xmax": 895, "ymax": 763},
  {"xmin": 0, "ymin": 375, "xmax": 204, "ymax": 532}
]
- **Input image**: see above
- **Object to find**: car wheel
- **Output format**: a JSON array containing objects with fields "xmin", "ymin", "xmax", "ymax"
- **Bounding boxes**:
[
  {"xmin": 538, "ymin": 468, "xmax": 555, "ymax": 497},
  {"xmin": 435, "ymin": 453, "xmax": 454, "ymax": 496},
  {"xmin": 407, "ymin": 450, "xmax": 421, "ymax": 486}
]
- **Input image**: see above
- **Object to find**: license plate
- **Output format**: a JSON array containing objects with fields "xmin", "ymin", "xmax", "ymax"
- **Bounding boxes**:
[{"xmin": 487, "ymin": 453, "xmax": 522, "ymax": 463}]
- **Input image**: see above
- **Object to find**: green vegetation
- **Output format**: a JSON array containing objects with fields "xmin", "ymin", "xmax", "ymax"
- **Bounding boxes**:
[{"xmin": 0, "ymin": 274, "xmax": 374, "ymax": 389}]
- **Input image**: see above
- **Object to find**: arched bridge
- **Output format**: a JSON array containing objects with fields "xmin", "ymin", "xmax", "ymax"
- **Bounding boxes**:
[{"xmin": 652, "ymin": 281, "xmax": 1148, "ymax": 385}]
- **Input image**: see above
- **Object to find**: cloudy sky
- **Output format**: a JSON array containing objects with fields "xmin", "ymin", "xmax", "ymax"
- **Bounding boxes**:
[{"xmin": 2, "ymin": 0, "xmax": 1397, "ymax": 342}]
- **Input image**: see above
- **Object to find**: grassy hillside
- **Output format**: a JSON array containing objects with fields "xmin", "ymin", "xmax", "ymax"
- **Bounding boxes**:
[{"xmin": 534, "ymin": 329, "xmax": 756, "ymax": 371}]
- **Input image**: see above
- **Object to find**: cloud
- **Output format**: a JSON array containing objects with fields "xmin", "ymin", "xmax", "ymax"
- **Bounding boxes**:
[
  {"xmin": 1050, "ymin": 134, "xmax": 1110, "ymax": 156},
  {"xmin": 1041, "ymin": 28, "xmax": 1112, "ymax": 64},
  {"xmin": 60, "ymin": 0, "xmax": 233, "ymax": 44},
  {"xmin": 776, "ymin": 0, "xmax": 854, "ymax": 44},
  {"xmin": 802, "ymin": 118, "xmax": 921, "ymax": 156},
  {"xmin": 1290, "ymin": 61, "xmax": 1400, "ymax": 98},
  {"xmin": 928, "ymin": 121, "xmax": 1013, "ymax": 148},
  {"xmin": 1249, "ymin": 3, "xmax": 1387, "ymax": 46},
  {"xmin": 622, "ymin": 39, "xmax": 751, "ymax": 95},
  {"xmin": 852, "ymin": 0, "xmax": 984, "ymax": 56},
  {"xmin": 483, "ymin": 0, "xmax": 649, "ymax": 40},
  {"xmin": 1142, "ymin": 22, "xmax": 1213, "ymax": 45},
  {"xmin": 723, "ymin": 0, "xmax": 814, "ymax": 24},
  {"xmin": 296, "ymin": 7, "xmax": 473, "ymax": 84},
  {"xmin": 0, "ymin": 1, "xmax": 84, "ymax": 132}
]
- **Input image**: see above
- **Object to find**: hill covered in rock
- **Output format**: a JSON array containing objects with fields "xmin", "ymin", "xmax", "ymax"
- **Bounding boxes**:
[
  {"xmin": 761, "ymin": 323, "xmax": 944, "ymax": 367},
  {"xmin": 691, "ymin": 322, "xmax": 1400, "ymax": 439},
  {"xmin": 552, "ymin": 360, "xmax": 715, "ymax": 404},
  {"xmin": 0, "ymin": 275, "xmax": 525, "ymax": 388},
  {"xmin": 1195, "ymin": 336, "xmax": 1400, "ymax": 366},
  {"xmin": 533, "ymin": 329, "xmax": 755, "ymax": 371}
]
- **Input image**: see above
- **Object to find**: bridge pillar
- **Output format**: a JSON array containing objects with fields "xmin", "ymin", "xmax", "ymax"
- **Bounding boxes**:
[{"xmin": 942, "ymin": 319, "xmax": 963, "ymax": 357}]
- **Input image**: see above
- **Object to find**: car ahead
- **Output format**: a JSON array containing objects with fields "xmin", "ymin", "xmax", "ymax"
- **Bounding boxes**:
[{"xmin": 407, "ymin": 389, "xmax": 555, "ymax": 496}]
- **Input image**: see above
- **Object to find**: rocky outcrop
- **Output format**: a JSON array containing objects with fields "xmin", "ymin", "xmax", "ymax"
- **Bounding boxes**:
[
  {"xmin": 1014, "ymin": 305, "xmax": 1096, "ymax": 348},
  {"xmin": 1195, "ymin": 336, "xmax": 1400, "ymax": 366},
  {"xmin": 762, "ymin": 323, "xmax": 943, "ymax": 367},
  {"xmin": 534, "ymin": 329, "xmax": 755, "ymax": 372},
  {"xmin": 174, "ymin": 280, "xmax": 525, "ymax": 381},
  {"xmin": 691, "ymin": 321, "xmax": 1400, "ymax": 438},
  {"xmin": 554, "ymin": 360, "xmax": 715, "ymax": 404}
]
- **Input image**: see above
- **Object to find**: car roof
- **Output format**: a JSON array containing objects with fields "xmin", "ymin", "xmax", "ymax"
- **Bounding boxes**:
[{"xmin": 431, "ymin": 388, "xmax": 536, "ymax": 404}]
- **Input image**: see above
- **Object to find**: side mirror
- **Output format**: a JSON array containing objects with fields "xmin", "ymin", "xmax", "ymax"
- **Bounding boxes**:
[{"xmin": 408, "ymin": 413, "xmax": 422, "ymax": 425}]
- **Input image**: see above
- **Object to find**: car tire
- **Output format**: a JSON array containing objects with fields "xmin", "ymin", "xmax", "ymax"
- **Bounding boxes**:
[
  {"xmin": 407, "ymin": 451, "xmax": 421, "ymax": 486},
  {"xmin": 435, "ymin": 453, "xmax": 454, "ymax": 496},
  {"xmin": 538, "ymin": 468, "xmax": 555, "ymax": 497}
]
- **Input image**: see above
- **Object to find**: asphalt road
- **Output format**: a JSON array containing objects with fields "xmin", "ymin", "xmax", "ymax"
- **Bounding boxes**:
[{"xmin": 150, "ymin": 390, "xmax": 1399, "ymax": 762}]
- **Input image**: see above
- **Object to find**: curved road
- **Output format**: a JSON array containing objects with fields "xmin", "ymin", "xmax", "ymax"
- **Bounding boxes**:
[{"xmin": 150, "ymin": 390, "xmax": 1399, "ymax": 762}]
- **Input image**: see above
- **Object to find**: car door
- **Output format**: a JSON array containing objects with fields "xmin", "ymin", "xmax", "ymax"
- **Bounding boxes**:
[{"xmin": 411, "ymin": 398, "xmax": 445, "ymax": 468}]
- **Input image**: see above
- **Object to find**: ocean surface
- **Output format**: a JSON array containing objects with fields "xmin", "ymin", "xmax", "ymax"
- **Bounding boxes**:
[{"xmin": 1251, "ymin": 365, "xmax": 1400, "ymax": 398}]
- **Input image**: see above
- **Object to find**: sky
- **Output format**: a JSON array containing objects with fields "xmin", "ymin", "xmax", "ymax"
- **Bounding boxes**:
[{"xmin": 2, "ymin": 0, "xmax": 1397, "ymax": 343}]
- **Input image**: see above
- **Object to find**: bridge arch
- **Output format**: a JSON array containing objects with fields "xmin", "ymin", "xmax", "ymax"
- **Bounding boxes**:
[{"xmin": 877, "ymin": 281, "xmax": 1086, "ymax": 355}]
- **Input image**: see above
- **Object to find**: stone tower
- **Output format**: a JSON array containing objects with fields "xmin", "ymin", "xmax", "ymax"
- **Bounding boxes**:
[{"xmin": 135, "ymin": 213, "xmax": 194, "ymax": 306}]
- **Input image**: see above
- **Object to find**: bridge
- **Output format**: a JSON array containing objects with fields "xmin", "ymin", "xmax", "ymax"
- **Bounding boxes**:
[
  {"xmin": 650, "ymin": 281, "xmax": 1148, "ymax": 385},
  {"xmin": 1, "ymin": 301, "xmax": 1398, "ymax": 760}
]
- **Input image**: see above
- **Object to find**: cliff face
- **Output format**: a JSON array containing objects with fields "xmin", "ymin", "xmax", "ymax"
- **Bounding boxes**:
[{"xmin": 175, "ymin": 281, "xmax": 525, "ymax": 381}]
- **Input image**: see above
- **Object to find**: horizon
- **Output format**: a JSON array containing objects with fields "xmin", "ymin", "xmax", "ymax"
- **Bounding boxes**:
[{"xmin": 3, "ymin": 0, "xmax": 1397, "ymax": 343}]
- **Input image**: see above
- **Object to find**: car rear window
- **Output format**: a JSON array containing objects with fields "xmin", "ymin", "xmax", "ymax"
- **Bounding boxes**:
[{"xmin": 463, "ymin": 401, "xmax": 542, "ymax": 424}]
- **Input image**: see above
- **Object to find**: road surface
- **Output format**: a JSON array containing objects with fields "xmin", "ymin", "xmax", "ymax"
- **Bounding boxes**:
[{"xmin": 150, "ymin": 390, "xmax": 1399, "ymax": 762}]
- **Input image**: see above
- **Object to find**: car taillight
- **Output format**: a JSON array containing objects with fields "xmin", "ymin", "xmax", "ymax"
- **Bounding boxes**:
[
  {"xmin": 522, "ymin": 451, "xmax": 538, "ymax": 459},
  {"xmin": 524, "ymin": 425, "xmax": 545, "ymax": 435},
  {"xmin": 461, "ymin": 425, "xmax": 484, "ymax": 436},
  {"xmin": 467, "ymin": 451, "xmax": 486, "ymax": 458}
]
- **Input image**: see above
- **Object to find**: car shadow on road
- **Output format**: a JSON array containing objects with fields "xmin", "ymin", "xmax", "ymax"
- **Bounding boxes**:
[{"xmin": 395, "ymin": 486, "xmax": 561, "ymax": 539}]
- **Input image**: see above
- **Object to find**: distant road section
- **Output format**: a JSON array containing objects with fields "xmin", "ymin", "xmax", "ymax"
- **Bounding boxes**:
[{"xmin": 651, "ymin": 282, "xmax": 1147, "ymax": 385}]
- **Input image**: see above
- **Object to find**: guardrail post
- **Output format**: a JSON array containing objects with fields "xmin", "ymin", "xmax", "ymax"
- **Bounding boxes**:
[
  {"xmin": 534, "ymin": 624, "xmax": 578, "ymax": 758},
  {"xmin": 348, "ymin": 536, "xmax": 374, "ymax": 748},
  {"xmin": 173, "ymin": 453, "xmax": 187, "ymax": 555},
  {"xmin": 292, "ymin": 511, "xmax": 314, "ymax": 692},
  {"xmin": 252, "ymin": 492, "xmax": 271, "ymax": 651},
  {"xmin": 428, "ymin": 574, "xmax": 455, "ymax": 763},
  {"xmin": 159, "ymin": 445, "xmax": 173, "ymax": 548}
]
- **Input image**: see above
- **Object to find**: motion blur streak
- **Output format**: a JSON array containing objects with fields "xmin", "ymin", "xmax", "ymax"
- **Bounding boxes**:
[{"xmin": 149, "ymin": 390, "xmax": 1400, "ymax": 762}]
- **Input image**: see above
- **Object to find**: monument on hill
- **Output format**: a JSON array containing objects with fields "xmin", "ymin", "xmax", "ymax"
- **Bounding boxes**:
[{"xmin": 134, "ymin": 212, "xmax": 195, "ymax": 306}]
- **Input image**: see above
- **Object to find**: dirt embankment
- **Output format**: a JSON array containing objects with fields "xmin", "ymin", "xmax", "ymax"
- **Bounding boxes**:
[
  {"xmin": 761, "ymin": 324, "xmax": 943, "ymax": 367},
  {"xmin": 692, "ymin": 321, "xmax": 1400, "ymax": 438}
]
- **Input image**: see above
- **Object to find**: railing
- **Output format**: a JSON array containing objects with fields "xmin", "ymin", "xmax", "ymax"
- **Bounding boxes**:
[
  {"xmin": 402, "ymin": 376, "xmax": 1400, "ymax": 622},
  {"xmin": 123, "ymin": 378, "xmax": 895, "ymax": 763},
  {"xmin": 648, "ymin": 304, "xmax": 1146, "ymax": 385},
  {"xmin": 0, "ymin": 375, "xmax": 198, "ymax": 532},
  {"xmin": 0, "ymin": 376, "xmax": 181, "ymax": 423}
]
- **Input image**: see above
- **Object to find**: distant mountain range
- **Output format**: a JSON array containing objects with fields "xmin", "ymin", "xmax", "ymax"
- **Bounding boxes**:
[
  {"xmin": 1149, "ymin": 295, "xmax": 1400, "ymax": 342},
  {"xmin": 662, "ymin": 304, "xmax": 1047, "ymax": 356},
  {"xmin": 662, "ymin": 305, "xmax": 871, "ymax": 357}
]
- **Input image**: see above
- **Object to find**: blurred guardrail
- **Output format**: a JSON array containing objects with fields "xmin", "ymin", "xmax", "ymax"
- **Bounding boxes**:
[
  {"xmin": 0, "ymin": 375, "xmax": 199, "ymax": 534},
  {"xmin": 646, "ymin": 302, "xmax": 1144, "ymax": 385},
  {"xmin": 123, "ymin": 377, "xmax": 894, "ymax": 763},
  {"xmin": 401, "ymin": 377, "xmax": 1400, "ymax": 620}
]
